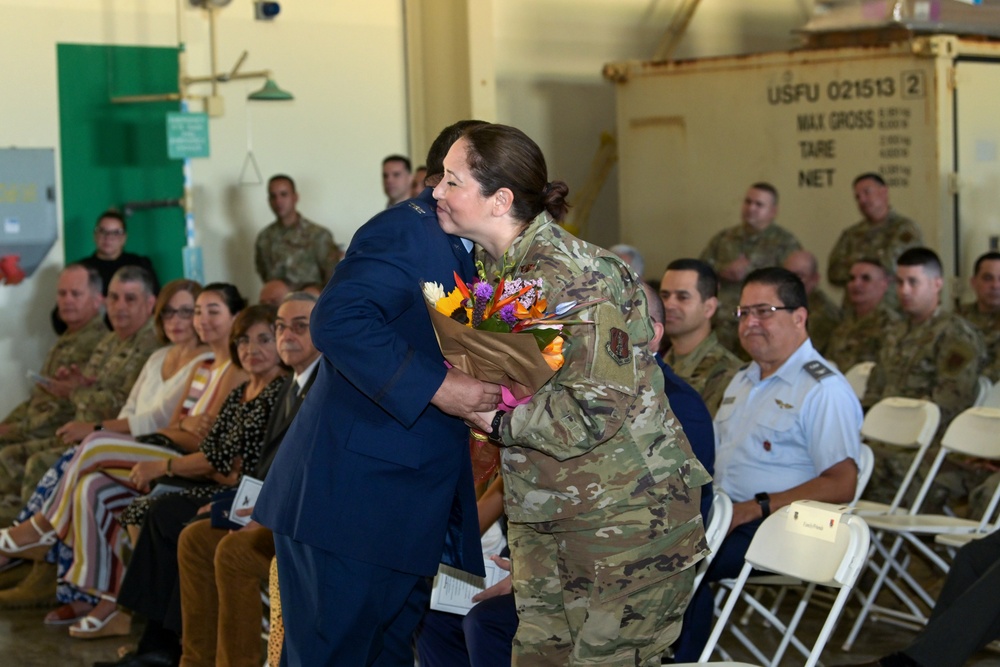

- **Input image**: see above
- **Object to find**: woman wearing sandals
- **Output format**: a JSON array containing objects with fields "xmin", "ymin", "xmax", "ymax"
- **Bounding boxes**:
[
  {"xmin": 0, "ymin": 283, "xmax": 247, "ymax": 639},
  {"xmin": 102, "ymin": 305, "xmax": 285, "ymax": 666}
]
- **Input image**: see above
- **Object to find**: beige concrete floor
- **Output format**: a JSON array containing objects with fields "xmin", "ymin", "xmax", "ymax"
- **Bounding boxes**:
[
  {"xmin": 0, "ymin": 606, "xmax": 142, "ymax": 666},
  {"xmin": 0, "ymin": 588, "xmax": 998, "ymax": 666}
]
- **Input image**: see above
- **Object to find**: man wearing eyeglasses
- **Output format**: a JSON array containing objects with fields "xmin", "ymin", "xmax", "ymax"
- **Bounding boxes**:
[
  {"xmin": 53, "ymin": 210, "xmax": 159, "ymax": 335},
  {"xmin": 672, "ymin": 266, "xmax": 862, "ymax": 662}
]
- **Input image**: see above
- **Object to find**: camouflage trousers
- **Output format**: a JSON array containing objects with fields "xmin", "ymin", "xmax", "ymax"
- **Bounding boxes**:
[
  {"xmin": 508, "ymin": 504, "xmax": 705, "ymax": 666},
  {"xmin": 0, "ymin": 437, "xmax": 66, "ymax": 504}
]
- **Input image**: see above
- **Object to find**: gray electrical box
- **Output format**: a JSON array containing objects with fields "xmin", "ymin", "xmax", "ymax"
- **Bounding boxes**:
[{"xmin": 0, "ymin": 148, "xmax": 58, "ymax": 278}]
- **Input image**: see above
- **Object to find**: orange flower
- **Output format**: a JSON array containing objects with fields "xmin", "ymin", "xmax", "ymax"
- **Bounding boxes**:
[
  {"xmin": 514, "ymin": 295, "xmax": 548, "ymax": 320},
  {"xmin": 541, "ymin": 335, "xmax": 564, "ymax": 371}
]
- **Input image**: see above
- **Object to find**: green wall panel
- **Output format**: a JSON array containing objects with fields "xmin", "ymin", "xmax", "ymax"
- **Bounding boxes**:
[{"xmin": 57, "ymin": 43, "xmax": 185, "ymax": 283}]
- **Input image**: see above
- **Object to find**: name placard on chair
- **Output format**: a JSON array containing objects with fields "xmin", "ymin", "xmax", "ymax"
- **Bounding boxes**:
[{"xmin": 786, "ymin": 500, "xmax": 851, "ymax": 543}]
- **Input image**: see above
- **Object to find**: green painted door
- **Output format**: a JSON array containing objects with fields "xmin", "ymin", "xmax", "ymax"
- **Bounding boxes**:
[{"xmin": 57, "ymin": 43, "xmax": 184, "ymax": 282}]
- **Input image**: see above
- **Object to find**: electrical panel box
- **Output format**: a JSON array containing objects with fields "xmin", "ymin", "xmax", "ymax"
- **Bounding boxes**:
[
  {"xmin": 0, "ymin": 148, "xmax": 58, "ymax": 278},
  {"xmin": 605, "ymin": 35, "xmax": 1000, "ymax": 300}
]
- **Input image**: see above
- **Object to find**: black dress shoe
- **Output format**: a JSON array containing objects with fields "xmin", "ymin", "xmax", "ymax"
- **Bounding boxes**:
[{"xmin": 93, "ymin": 651, "xmax": 177, "ymax": 667}]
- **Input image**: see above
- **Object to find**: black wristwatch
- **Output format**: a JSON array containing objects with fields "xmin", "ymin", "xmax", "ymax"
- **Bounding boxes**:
[
  {"xmin": 93, "ymin": 422, "xmax": 104, "ymax": 432},
  {"xmin": 487, "ymin": 410, "xmax": 506, "ymax": 445},
  {"xmin": 754, "ymin": 492, "xmax": 771, "ymax": 519}
]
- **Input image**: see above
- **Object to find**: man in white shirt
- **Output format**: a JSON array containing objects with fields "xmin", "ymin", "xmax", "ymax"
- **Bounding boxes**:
[{"xmin": 673, "ymin": 267, "xmax": 861, "ymax": 662}]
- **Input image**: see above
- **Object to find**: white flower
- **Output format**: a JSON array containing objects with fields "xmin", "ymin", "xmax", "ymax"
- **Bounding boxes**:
[{"xmin": 422, "ymin": 281, "xmax": 445, "ymax": 304}]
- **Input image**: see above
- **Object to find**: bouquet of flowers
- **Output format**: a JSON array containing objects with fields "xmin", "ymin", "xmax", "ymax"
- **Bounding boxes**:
[{"xmin": 423, "ymin": 270, "xmax": 597, "ymax": 482}]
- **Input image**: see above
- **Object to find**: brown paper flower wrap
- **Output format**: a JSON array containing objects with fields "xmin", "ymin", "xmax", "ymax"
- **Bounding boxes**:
[{"xmin": 426, "ymin": 302, "xmax": 559, "ymax": 483}]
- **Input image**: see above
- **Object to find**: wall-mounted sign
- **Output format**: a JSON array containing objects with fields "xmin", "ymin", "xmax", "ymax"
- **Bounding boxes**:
[{"xmin": 167, "ymin": 112, "xmax": 210, "ymax": 159}]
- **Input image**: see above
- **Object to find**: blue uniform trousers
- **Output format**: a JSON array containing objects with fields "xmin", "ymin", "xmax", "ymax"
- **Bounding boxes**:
[
  {"xmin": 671, "ymin": 518, "xmax": 762, "ymax": 662},
  {"xmin": 274, "ymin": 533, "xmax": 428, "ymax": 667},
  {"xmin": 416, "ymin": 593, "xmax": 519, "ymax": 667}
]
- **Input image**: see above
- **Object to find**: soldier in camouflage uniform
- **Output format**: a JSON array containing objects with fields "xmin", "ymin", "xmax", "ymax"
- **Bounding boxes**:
[
  {"xmin": 783, "ymin": 249, "xmax": 843, "ymax": 354},
  {"xmin": 863, "ymin": 249, "xmax": 984, "ymax": 429},
  {"xmin": 0, "ymin": 265, "xmax": 107, "ymax": 446},
  {"xmin": 825, "ymin": 258, "xmax": 902, "ymax": 373},
  {"xmin": 828, "ymin": 173, "xmax": 922, "ymax": 298},
  {"xmin": 824, "ymin": 257, "xmax": 903, "ymax": 373},
  {"xmin": 437, "ymin": 124, "xmax": 710, "ymax": 666},
  {"xmin": 659, "ymin": 259, "xmax": 742, "ymax": 416},
  {"xmin": 955, "ymin": 252, "xmax": 1000, "ymax": 517},
  {"xmin": 254, "ymin": 175, "xmax": 339, "ymax": 287},
  {"xmin": 0, "ymin": 266, "xmax": 161, "ymax": 502},
  {"xmin": 674, "ymin": 267, "xmax": 862, "ymax": 662},
  {"xmin": 700, "ymin": 183, "xmax": 802, "ymax": 355},
  {"xmin": 862, "ymin": 249, "xmax": 985, "ymax": 510},
  {"xmin": 957, "ymin": 251, "xmax": 1000, "ymax": 383}
]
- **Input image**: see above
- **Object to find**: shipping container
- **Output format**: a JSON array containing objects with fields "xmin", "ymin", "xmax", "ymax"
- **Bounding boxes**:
[{"xmin": 605, "ymin": 35, "xmax": 1000, "ymax": 301}]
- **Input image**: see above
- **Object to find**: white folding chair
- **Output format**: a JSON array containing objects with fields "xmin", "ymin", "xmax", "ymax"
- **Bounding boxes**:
[
  {"xmin": 844, "ymin": 361, "xmax": 876, "ymax": 400},
  {"xmin": 975, "ymin": 375, "xmax": 993, "ymax": 407},
  {"xmin": 853, "ymin": 397, "xmax": 940, "ymax": 516},
  {"xmin": 982, "ymin": 380, "xmax": 1000, "ymax": 409},
  {"xmin": 693, "ymin": 490, "xmax": 733, "ymax": 591},
  {"xmin": 725, "ymin": 442, "xmax": 874, "ymax": 636},
  {"xmin": 675, "ymin": 501, "xmax": 870, "ymax": 667},
  {"xmin": 853, "ymin": 443, "xmax": 875, "ymax": 506},
  {"xmin": 843, "ymin": 407, "xmax": 1000, "ymax": 650}
]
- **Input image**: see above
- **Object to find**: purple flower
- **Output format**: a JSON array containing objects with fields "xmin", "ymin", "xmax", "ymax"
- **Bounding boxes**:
[
  {"xmin": 501, "ymin": 279, "xmax": 524, "ymax": 300},
  {"xmin": 498, "ymin": 304, "xmax": 518, "ymax": 326},
  {"xmin": 474, "ymin": 281, "xmax": 494, "ymax": 300},
  {"xmin": 472, "ymin": 281, "xmax": 494, "ymax": 327}
]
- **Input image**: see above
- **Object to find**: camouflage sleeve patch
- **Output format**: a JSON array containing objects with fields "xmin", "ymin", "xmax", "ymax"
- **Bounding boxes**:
[
  {"xmin": 937, "ymin": 334, "xmax": 982, "ymax": 379},
  {"xmin": 590, "ymin": 303, "xmax": 637, "ymax": 396}
]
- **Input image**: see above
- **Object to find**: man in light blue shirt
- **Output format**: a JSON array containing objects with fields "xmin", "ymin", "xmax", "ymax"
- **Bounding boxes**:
[{"xmin": 672, "ymin": 266, "xmax": 862, "ymax": 662}]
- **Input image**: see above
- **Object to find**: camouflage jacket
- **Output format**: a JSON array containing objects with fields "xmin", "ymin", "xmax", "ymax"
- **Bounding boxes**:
[
  {"xmin": 1, "ymin": 316, "xmax": 109, "ymax": 439},
  {"xmin": 825, "ymin": 302, "xmax": 902, "ymax": 373},
  {"xmin": 72, "ymin": 320, "xmax": 162, "ymax": 423},
  {"xmin": 863, "ymin": 309, "xmax": 985, "ymax": 427},
  {"xmin": 489, "ymin": 214, "xmax": 711, "ymax": 528},
  {"xmin": 254, "ymin": 214, "xmax": 339, "ymax": 286},
  {"xmin": 809, "ymin": 288, "xmax": 843, "ymax": 355},
  {"xmin": 700, "ymin": 223, "xmax": 802, "ymax": 311},
  {"xmin": 663, "ymin": 331, "xmax": 741, "ymax": 417},
  {"xmin": 957, "ymin": 302, "xmax": 1000, "ymax": 383},
  {"xmin": 828, "ymin": 210, "xmax": 922, "ymax": 287}
]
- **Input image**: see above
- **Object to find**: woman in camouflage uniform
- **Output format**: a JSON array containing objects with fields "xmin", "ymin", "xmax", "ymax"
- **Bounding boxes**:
[{"xmin": 432, "ymin": 123, "xmax": 710, "ymax": 666}]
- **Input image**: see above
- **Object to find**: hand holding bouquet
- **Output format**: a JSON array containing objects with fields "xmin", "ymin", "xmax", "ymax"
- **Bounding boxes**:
[{"xmin": 423, "ymin": 271, "xmax": 598, "ymax": 482}]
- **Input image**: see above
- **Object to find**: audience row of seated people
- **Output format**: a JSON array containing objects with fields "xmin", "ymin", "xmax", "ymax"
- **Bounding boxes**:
[
  {"xmin": 694, "ymin": 177, "xmax": 999, "ymax": 384},
  {"xmin": 680, "ymin": 177, "xmax": 998, "ymax": 515},
  {"xmin": 0, "ymin": 261, "xmax": 323, "ymax": 666}
]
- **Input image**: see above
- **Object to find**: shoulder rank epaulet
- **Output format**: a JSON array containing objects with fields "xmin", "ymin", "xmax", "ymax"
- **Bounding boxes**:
[
  {"xmin": 803, "ymin": 360, "xmax": 834, "ymax": 380},
  {"xmin": 407, "ymin": 201, "xmax": 428, "ymax": 216}
]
